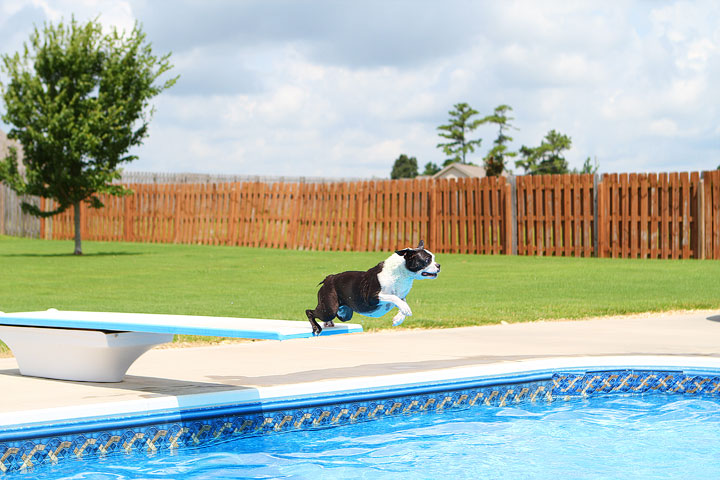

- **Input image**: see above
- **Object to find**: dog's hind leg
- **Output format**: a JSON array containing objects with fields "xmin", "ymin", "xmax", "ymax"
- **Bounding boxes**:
[
  {"xmin": 336, "ymin": 305, "xmax": 353, "ymax": 322},
  {"xmin": 305, "ymin": 309, "xmax": 323, "ymax": 336},
  {"xmin": 306, "ymin": 306, "xmax": 338, "ymax": 335},
  {"xmin": 306, "ymin": 283, "xmax": 340, "ymax": 335}
]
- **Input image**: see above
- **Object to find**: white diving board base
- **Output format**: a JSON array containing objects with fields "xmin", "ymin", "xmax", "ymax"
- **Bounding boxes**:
[{"xmin": 0, "ymin": 310, "xmax": 363, "ymax": 382}]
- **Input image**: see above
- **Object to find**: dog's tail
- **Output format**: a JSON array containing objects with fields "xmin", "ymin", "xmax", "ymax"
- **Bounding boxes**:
[{"xmin": 317, "ymin": 274, "xmax": 334, "ymax": 287}]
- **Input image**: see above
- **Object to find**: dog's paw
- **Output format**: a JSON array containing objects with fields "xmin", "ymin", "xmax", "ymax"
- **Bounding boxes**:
[
  {"xmin": 392, "ymin": 312, "xmax": 405, "ymax": 326},
  {"xmin": 323, "ymin": 320, "xmax": 335, "ymax": 328},
  {"xmin": 398, "ymin": 303, "xmax": 412, "ymax": 317}
]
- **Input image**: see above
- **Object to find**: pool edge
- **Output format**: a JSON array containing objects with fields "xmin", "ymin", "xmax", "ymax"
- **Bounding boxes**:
[{"xmin": 3, "ymin": 354, "xmax": 720, "ymax": 473}]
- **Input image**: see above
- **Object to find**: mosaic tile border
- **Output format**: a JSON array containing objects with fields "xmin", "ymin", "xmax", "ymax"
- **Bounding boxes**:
[{"xmin": 3, "ymin": 368, "xmax": 720, "ymax": 474}]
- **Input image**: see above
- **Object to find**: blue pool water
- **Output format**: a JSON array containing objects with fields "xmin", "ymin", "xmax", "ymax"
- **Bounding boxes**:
[{"xmin": 20, "ymin": 394, "xmax": 720, "ymax": 480}]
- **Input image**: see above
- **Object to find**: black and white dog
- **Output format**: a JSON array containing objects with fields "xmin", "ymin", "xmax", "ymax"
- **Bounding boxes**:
[{"xmin": 306, "ymin": 240, "xmax": 440, "ymax": 335}]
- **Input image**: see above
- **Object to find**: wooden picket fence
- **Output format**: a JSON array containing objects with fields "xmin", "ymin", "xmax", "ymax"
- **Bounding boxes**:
[
  {"xmin": 17, "ymin": 170, "xmax": 720, "ymax": 259},
  {"xmin": 597, "ymin": 172, "xmax": 699, "ymax": 259},
  {"xmin": 516, "ymin": 174, "xmax": 595, "ymax": 257},
  {"xmin": 43, "ymin": 177, "xmax": 513, "ymax": 254}
]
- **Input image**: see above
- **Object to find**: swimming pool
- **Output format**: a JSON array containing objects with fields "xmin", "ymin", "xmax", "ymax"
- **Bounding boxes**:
[
  {"xmin": 3, "ymin": 356, "xmax": 720, "ymax": 476},
  {"xmin": 23, "ymin": 394, "xmax": 720, "ymax": 479}
]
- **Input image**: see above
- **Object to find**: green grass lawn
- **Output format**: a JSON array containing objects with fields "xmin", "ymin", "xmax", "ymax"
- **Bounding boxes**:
[{"xmin": 1, "ymin": 235, "xmax": 719, "ymax": 353}]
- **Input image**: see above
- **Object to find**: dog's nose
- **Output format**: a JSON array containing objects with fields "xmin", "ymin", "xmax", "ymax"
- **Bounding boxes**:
[{"xmin": 435, "ymin": 263, "xmax": 441, "ymax": 270}]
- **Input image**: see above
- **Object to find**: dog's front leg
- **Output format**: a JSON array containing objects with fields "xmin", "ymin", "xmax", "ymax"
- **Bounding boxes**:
[
  {"xmin": 390, "ymin": 296, "xmax": 410, "ymax": 326},
  {"xmin": 392, "ymin": 311, "xmax": 406, "ymax": 327},
  {"xmin": 378, "ymin": 293, "xmax": 412, "ymax": 317}
]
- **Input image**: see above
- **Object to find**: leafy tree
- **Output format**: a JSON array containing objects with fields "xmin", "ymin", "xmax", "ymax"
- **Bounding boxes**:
[
  {"xmin": 422, "ymin": 161, "xmax": 442, "ymax": 176},
  {"xmin": 481, "ymin": 104, "xmax": 517, "ymax": 177},
  {"xmin": 436, "ymin": 102, "xmax": 482, "ymax": 166},
  {"xmin": 0, "ymin": 18, "xmax": 176, "ymax": 254},
  {"xmin": 390, "ymin": 154, "xmax": 418, "ymax": 179},
  {"xmin": 515, "ymin": 130, "xmax": 572, "ymax": 175}
]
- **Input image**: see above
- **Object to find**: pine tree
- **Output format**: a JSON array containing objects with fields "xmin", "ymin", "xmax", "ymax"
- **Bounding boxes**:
[
  {"xmin": 515, "ymin": 130, "xmax": 572, "ymax": 175},
  {"xmin": 436, "ymin": 102, "xmax": 482, "ymax": 166},
  {"xmin": 482, "ymin": 104, "xmax": 517, "ymax": 177}
]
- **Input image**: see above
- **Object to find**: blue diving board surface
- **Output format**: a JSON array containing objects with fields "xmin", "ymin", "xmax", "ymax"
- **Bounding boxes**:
[{"xmin": 0, "ymin": 310, "xmax": 363, "ymax": 341}]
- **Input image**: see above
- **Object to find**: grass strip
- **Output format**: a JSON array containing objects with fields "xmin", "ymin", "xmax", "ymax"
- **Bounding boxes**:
[{"xmin": 1, "ymin": 235, "xmax": 719, "ymax": 353}]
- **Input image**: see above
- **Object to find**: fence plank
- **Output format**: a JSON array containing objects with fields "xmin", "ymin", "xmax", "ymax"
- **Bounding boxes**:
[
  {"xmin": 683, "ymin": 173, "xmax": 692, "ymax": 258},
  {"xmin": 503, "ymin": 179, "xmax": 512, "ymax": 254},
  {"xmin": 576, "ymin": 175, "xmax": 583, "ymax": 257},
  {"xmin": 552, "ymin": 175, "xmax": 561, "ymax": 256},
  {"xmin": 583, "ymin": 174, "xmax": 593, "ymax": 257},
  {"xmin": 517, "ymin": 177, "xmax": 528, "ymax": 255},
  {"xmin": 597, "ymin": 176, "xmax": 607, "ymax": 257},
  {"xmin": 690, "ymin": 172, "xmax": 700, "ymax": 259},
  {"xmin": 649, "ymin": 174, "xmax": 658, "ymax": 258},
  {"xmin": 527, "ymin": 175, "xmax": 536, "ymax": 255},
  {"xmin": 671, "ymin": 172, "xmax": 680, "ymax": 259}
]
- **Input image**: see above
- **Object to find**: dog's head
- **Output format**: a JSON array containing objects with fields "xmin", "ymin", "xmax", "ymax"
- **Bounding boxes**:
[{"xmin": 395, "ymin": 240, "xmax": 441, "ymax": 280}]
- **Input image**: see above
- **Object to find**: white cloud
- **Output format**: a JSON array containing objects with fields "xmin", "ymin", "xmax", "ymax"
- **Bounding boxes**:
[
  {"xmin": 1, "ymin": 0, "xmax": 720, "ymax": 177},
  {"xmin": 27, "ymin": 0, "xmax": 62, "ymax": 20},
  {"xmin": 649, "ymin": 119, "xmax": 679, "ymax": 136}
]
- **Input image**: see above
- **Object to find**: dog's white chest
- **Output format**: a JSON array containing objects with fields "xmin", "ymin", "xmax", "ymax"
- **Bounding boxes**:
[{"xmin": 377, "ymin": 257, "xmax": 414, "ymax": 298}]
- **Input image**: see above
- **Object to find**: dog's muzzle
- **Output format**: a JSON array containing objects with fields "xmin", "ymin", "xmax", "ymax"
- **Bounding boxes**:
[{"xmin": 421, "ymin": 263, "xmax": 441, "ymax": 277}]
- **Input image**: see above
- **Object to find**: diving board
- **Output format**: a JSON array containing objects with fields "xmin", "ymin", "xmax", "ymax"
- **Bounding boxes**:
[{"xmin": 0, "ymin": 310, "xmax": 362, "ymax": 383}]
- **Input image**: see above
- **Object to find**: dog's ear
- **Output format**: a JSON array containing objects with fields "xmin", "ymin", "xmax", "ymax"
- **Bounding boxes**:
[
  {"xmin": 395, "ymin": 248, "xmax": 411, "ymax": 257},
  {"xmin": 417, "ymin": 239, "xmax": 425, "ymax": 250}
]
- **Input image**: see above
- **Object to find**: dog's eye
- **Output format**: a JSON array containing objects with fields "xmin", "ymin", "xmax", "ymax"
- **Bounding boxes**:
[{"xmin": 406, "ymin": 252, "xmax": 432, "ymax": 272}]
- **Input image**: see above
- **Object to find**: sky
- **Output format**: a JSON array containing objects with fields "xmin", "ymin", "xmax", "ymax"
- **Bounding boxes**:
[{"xmin": 0, "ymin": 0, "xmax": 719, "ymax": 179}]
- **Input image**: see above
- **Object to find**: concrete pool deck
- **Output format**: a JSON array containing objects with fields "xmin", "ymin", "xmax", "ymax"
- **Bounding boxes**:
[{"xmin": 2, "ymin": 309, "xmax": 720, "ymax": 417}]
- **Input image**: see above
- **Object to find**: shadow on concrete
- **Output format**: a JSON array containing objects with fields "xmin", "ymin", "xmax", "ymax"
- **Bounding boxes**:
[
  {"xmin": 3, "ymin": 351, "xmax": 720, "ymax": 399},
  {"xmin": 707, "ymin": 315, "xmax": 720, "ymax": 323},
  {"xmin": 0, "ymin": 368, "xmax": 248, "ymax": 398},
  {"xmin": 205, "ymin": 353, "xmax": 720, "ymax": 387}
]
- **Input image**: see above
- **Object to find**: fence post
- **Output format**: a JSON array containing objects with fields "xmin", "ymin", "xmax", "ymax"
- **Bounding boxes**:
[
  {"xmin": 288, "ymin": 182, "xmax": 303, "ymax": 249},
  {"xmin": 698, "ymin": 177, "xmax": 706, "ymax": 259},
  {"xmin": 593, "ymin": 174, "xmax": 599, "ymax": 257},
  {"xmin": 173, "ymin": 185, "xmax": 181, "ymax": 244},
  {"xmin": 124, "ymin": 189, "xmax": 134, "ymax": 242},
  {"xmin": 508, "ymin": 176, "xmax": 517, "ymax": 255}
]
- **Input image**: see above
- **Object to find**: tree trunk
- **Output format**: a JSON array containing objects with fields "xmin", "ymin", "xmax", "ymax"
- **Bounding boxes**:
[{"xmin": 73, "ymin": 201, "xmax": 82, "ymax": 255}]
